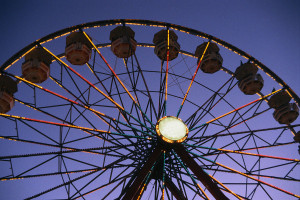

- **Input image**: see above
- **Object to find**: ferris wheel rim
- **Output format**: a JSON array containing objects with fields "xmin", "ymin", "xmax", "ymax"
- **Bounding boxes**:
[
  {"xmin": 0, "ymin": 19, "xmax": 299, "ymax": 104},
  {"xmin": 0, "ymin": 19, "xmax": 299, "ymax": 199}
]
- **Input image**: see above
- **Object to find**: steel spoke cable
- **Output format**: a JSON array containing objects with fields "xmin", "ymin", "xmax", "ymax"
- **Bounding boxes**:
[
  {"xmin": 5, "ymin": 72, "xmax": 155, "ymax": 140},
  {"xmin": 168, "ymin": 54, "xmax": 195, "ymax": 88},
  {"xmin": 169, "ymin": 68, "xmax": 185, "ymax": 96},
  {"xmin": 25, "ymin": 157, "xmax": 126, "ymax": 199},
  {"xmin": 136, "ymin": 162, "xmax": 157, "ymax": 200},
  {"xmin": 122, "ymin": 58, "xmax": 155, "ymax": 129},
  {"xmin": 186, "ymin": 78, "xmax": 237, "ymax": 139},
  {"xmin": 207, "ymin": 175, "xmax": 243, "ymax": 200},
  {"xmin": 57, "ymin": 63, "xmax": 90, "ymax": 105},
  {"xmin": 5, "ymin": 72, "xmax": 114, "ymax": 120},
  {"xmin": 101, "ymin": 178, "xmax": 127, "ymax": 200},
  {"xmin": 59, "ymin": 156, "xmax": 86, "ymax": 199},
  {"xmin": 86, "ymin": 61, "xmax": 153, "ymax": 143},
  {"xmin": 47, "ymin": 47, "xmax": 154, "ymax": 144},
  {"xmin": 70, "ymin": 163, "xmax": 132, "ymax": 199},
  {"xmin": 249, "ymin": 160, "xmax": 296, "ymax": 174},
  {"xmin": 0, "ymin": 136, "xmax": 101, "ymax": 155},
  {"xmin": 82, "ymin": 31, "xmax": 156, "ymax": 130},
  {"xmin": 194, "ymin": 107, "xmax": 272, "ymax": 148},
  {"xmin": 11, "ymin": 155, "xmax": 58, "ymax": 179},
  {"xmin": 158, "ymin": 60, "xmax": 166, "ymax": 118},
  {"xmin": 171, "ymin": 150, "xmax": 211, "ymax": 200},
  {"xmin": 131, "ymin": 51, "xmax": 159, "ymax": 120},
  {"xmin": 221, "ymin": 141, "xmax": 296, "ymax": 153},
  {"xmin": 177, "ymin": 41, "xmax": 211, "ymax": 117},
  {"xmin": 167, "ymin": 54, "xmax": 195, "ymax": 97},
  {"xmin": 163, "ymin": 28, "xmax": 170, "ymax": 116},
  {"xmin": 0, "ymin": 135, "xmax": 138, "ymax": 161},
  {"xmin": 0, "ymin": 113, "xmax": 150, "ymax": 140},
  {"xmin": 43, "ymin": 46, "xmax": 125, "ymax": 110},
  {"xmin": 186, "ymin": 77, "xmax": 237, "ymax": 130},
  {"xmin": 185, "ymin": 142, "xmax": 300, "ymax": 162},
  {"xmin": 26, "ymin": 169, "xmax": 100, "ymax": 200},
  {"xmin": 19, "ymin": 119, "xmax": 61, "ymax": 144},
  {"xmin": 162, "ymin": 150, "xmax": 166, "ymax": 200},
  {"xmin": 189, "ymin": 133, "xmax": 257, "ymax": 158},
  {"xmin": 188, "ymin": 151, "xmax": 300, "ymax": 198},
  {"xmin": 49, "ymin": 76, "xmax": 124, "ymax": 133},
  {"xmin": 189, "ymin": 124, "xmax": 300, "ymax": 140},
  {"xmin": 0, "ymin": 167, "xmax": 104, "ymax": 181},
  {"xmin": 202, "ymin": 167, "xmax": 300, "ymax": 182},
  {"xmin": 0, "ymin": 144, "xmax": 135, "ymax": 160},
  {"xmin": 45, "ymin": 48, "xmax": 155, "ymax": 137},
  {"xmin": 14, "ymin": 98, "xmax": 140, "ymax": 156},
  {"xmin": 187, "ymin": 105, "xmax": 253, "ymax": 155},
  {"xmin": 189, "ymin": 88, "xmax": 282, "ymax": 132},
  {"xmin": 74, "ymin": 176, "xmax": 130, "ymax": 200},
  {"xmin": 82, "ymin": 31, "xmax": 137, "ymax": 106}
]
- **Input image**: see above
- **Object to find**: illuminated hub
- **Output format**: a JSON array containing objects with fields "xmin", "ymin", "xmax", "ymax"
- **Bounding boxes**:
[{"xmin": 156, "ymin": 116, "xmax": 188, "ymax": 143}]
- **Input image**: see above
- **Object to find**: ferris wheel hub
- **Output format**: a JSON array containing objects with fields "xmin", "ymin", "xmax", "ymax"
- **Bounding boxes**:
[{"xmin": 156, "ymin": 116, "xmax": 188, "ymax": 143}]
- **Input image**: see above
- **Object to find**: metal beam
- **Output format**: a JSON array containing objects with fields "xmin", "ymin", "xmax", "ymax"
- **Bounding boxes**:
[
  {"xmin": 122, "ymin": 145, "xmax": 163, "ymax": 200},
  {"xmin": 174, "ymin": 144, "xmax": 229, "ymax": 200},
  {"xmin": 165, "ymin": 176, "xmax": 187, "ymax": 200}
]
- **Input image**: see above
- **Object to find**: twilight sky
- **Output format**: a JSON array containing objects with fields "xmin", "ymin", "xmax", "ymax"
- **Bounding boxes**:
[
  {"xmin": 0, "ymin": 1, "xmax": 299, "ymax": 199},
  {"xmin": 1, "ymin": 0, "xmax": 299, "ymax": 95}
]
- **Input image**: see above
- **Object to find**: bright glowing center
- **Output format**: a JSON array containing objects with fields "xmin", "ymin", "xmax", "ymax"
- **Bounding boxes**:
[{"xmin": 156, "ymin": 116, "xmax": 188, "ymax": 143}]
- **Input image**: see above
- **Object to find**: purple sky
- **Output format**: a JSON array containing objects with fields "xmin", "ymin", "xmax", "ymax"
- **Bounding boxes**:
[
  {"xmin": 1, "ymin": 0, "xmax": 299, "ymax": 94},
  {"xmin": 0, "ymin": 1, "xmax": 299, "ymax": 199}
]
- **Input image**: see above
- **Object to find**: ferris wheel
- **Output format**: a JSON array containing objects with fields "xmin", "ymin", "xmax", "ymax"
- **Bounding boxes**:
[{"xmin": 0, "ymin": 19, "xmax": 299, "ymax": 200}]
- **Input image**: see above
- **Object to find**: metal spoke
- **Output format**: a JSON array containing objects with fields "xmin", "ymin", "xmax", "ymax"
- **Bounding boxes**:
[{"xmin": 0, "ymin": 19, "xmax": 299, "ymax": 200}]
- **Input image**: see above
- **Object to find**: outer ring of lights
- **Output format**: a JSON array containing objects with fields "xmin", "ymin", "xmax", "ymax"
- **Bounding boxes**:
[{"xmin": 156, "ymin": 116, "xmax": 189, "ymax": 144}]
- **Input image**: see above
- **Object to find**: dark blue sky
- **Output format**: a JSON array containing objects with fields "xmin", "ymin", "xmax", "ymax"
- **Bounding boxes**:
[
  {"xmin": 1, "ymin": 0, "xmax": 299, "ymax": 94},
  {"xmin": 0, "ymin": 1, "xmax": 299, "ymax": 199}
]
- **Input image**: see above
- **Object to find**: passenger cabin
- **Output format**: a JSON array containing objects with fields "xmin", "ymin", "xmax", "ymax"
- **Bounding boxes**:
[
  {"xmin": 294, "ymin": 131, "xmax": 300, "ymax": 142},
  {"xmin": 0, "ymin": 75, "xmax": 17, "ymax": 113},
  {"xmin": 268, "ymin": 91, "xmax": 299, "ymax": 124},
  {"xmin": 110, "ymin": 26, "xmax": 137, "ymax": 58},
  {"xmin": 195, "ymin": 42, "xmax": 223, "ymax": 73},
  {"xmin": 153, "ymin": 29, "xmax": 180, "ymax": 61},
  {"xmin": 22, "ymin": 47, "xmax": 52, "ymax": 83},
  {"xmin": 65, "ymin": 32, "xmax": 92, "ymax": 65},
  {"xmin": 235, "ymin": 62, "xmax": 264, "ymax": 95}
]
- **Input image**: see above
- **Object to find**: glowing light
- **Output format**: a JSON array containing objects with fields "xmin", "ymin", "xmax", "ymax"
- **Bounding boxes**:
[
  {"xmin": 81, "ymin": 31, "xmax": 138, "ymax": 105},
  {"xmin": 0, "ymin": 113, "xmax": 110, "ymax": 133},
  {"xmin": 165, "ymin": 29, "xmax": 170, "ymax": 105},
  {"xmin": 156, "ymin": 116, "xmax": 188, "ymax": 143},
  {"xmin": 197, "ymin": 184, "xmax": 210, "ymax": 199},
  {"xmin": 4, "ymin": 46, "xmax": 36, "ymax": 71},
  {"xmin": 42, "ymin": 46, "xmax": 124, "ymax": 110},
  {"xmin": 209, "ymin": 175, "xmax": 242, "ymax": 200},
  {"xmin": 205, "ymin": 89, "xmax": 282, "ymax": 125},
  {"xmin": 177, "ymin": 41, "xmax": 210, "ymax": 117},
  {"xmin": 186, "ymin": 144, "xmax": 300, "ymax": 162},
  {"xmin": 192, "ymin": 152, "xmax": 300, "ymax": 198}
]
